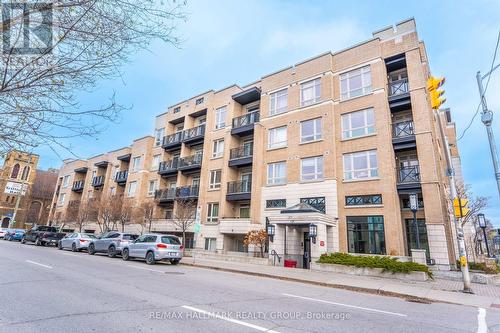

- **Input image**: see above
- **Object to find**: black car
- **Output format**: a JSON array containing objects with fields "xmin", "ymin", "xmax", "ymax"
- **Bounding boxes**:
[{"xmin": 22, "ymin": 226, "xmax": 66, "ymax": 246}]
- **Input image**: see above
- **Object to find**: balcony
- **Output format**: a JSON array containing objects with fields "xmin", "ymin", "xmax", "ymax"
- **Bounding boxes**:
[
  {"xmin": 388, "ymin": 78, "xmax": 411, "ymax": 112},
  {"xmin": 178, "ymin": 154, "xmax": 202, "ymax": 173},
  {"xmin": 158, "ymin": 159, "xmax": 179, "ymax": 177},
  {"xmin": 392, "ymin": 121, "xmax": 416, "ymax": 151},
  {"xmin": 162, "ymin": 132, "xmax": 183, "ymax": 151},
  {"xmin": 155, "ymin": 188, "xmax": 176, "ymax": 204},
  {"xmin": 91, "ymin": 175, "xmax": 105, "ymax": 188},
  {"xmin": 176, "ymin": 185, "xmax": 199, "ymax": 200},
  {"xmin": 182, "ymin": 124, "xmax": 205, "ymax": 146},
  {"xmin": 396, "ymin": 165, "xmax": 421, "ymax": 192},
  {"xmin": 231, "ymin": 111, "xmax": 259, "ymax": 136},
  {"xmin": 114, "ymin": 170, "xmax": 128, "ymax": 185},
  {"xmin": 226, "ymin": 180, "xmax": 251, "ymax": 201},
  {"xmin": 229, "ymin": 146, "xmax": 253, "ymax": 167},
  {"xmin": 71, "ymin": 180, "xmax": 84, "ymax": 192}
]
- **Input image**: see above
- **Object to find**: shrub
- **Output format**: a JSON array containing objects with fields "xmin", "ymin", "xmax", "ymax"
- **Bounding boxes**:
[
  {"xmin": 317, "ymin": 252, "xmax": 433, "ymax": 278},
  {"xmin": 459, "ymin": 261, "xmax": 500, "ymax": 274}
]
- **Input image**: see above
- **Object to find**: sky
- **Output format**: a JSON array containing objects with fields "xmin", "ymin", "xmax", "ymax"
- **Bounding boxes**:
[{"xmin": 35, "ymin": 0, "xmax": 500, "ymax": 226}]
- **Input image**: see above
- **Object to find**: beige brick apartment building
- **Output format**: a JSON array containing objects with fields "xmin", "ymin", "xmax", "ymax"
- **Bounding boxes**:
[{"xmin": 48, "ymin": 18, "xmax": 462, "ymax": 270}]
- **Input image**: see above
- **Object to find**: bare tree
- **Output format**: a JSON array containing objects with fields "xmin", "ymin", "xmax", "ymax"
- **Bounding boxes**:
[
  {"xmin": 66, "ymin": 199, "xmax": 93, "ymax": 232},
  {"xmin": 94, "ymin": 194, "xmax": 121, "ymax": 233},
  {"xmin": 171, "ymin": 197, "xmax": 196, "ymax": 250},
  {"xmin": 117, "ymin": 196, "xmax": 133, "ymax": 232},
  {"xmin": 0, "ymin": 1, "xmax": 186, "ymax": 156},
  {"xmin": 134, "ymin": 200, "xmax": 156, "ymax": 233}
]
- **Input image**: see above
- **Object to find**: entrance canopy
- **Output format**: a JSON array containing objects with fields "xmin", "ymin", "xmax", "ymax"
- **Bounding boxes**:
[{"xmin": 267, "ymin": 203, "xmax": 337, "ymax": 227}]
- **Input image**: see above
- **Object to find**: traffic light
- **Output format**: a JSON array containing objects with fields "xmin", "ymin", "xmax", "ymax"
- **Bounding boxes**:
[
  {"xmin": 427, "ymin": 76, "xmax": 446, "ymax": 109},
  {"xmin": 453, "ymin": 197, "xmax": 469, "ymax": 218}
]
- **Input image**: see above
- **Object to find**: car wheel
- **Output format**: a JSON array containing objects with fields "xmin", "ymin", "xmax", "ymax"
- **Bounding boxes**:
[
  {"xmin": 122, "ymin": 248, "xmax": 130, "ymax": 261},
  {"xmin": 35, "ymin": 238, "xmax": 41, "ymax": 246},
  {"xmin": 146, "ymin": 251, "xmax": 156, "ymax": 265},
  {"xmin": 88, "ymin": 244, "xmax": 95, "ymax": 255},
  {"xmin": 72, "ymin": 243, "xmax": 77, "ymax": 252},
  {"xmin": 108, "ymin": 245, "xmax": 116, "ymax": 258},
  {"xmin": 58, "ymin": 241, "xmax": 63, "ymax": 250},
  {"xmin": 21, "ymin": 237, "xmax": 25, "ymax": 244},
  {"xmin": 170, "ymin": 259, "xmax": 180, "ymax": 265}
]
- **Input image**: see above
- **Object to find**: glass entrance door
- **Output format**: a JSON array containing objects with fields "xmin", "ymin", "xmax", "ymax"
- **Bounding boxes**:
[{"xmin": 404, "ymin": 219, "xmax": 430, "ymax": 260}]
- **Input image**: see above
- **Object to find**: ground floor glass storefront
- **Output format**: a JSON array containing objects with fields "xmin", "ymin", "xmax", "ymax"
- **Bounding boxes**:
[{"xmin": 347, "ymin": 216, "xmax": 385, "ymax": 255}]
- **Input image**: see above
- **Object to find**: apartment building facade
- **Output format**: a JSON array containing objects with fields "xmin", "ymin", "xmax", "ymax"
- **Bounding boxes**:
[{"xmin": 49, "ymin": 18, "xmax": 462, "ymax": 270}]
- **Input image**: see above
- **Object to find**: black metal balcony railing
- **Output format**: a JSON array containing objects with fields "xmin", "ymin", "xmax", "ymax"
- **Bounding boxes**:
[
  {"xmin": 158, "ymin": 159, "xmax": 179, "ymax": 173},
  {"xmin": 227, "ymin": 180, "xmax": 252, "ymax": 194},
  {"xmin": 72, "ymin": 180, "xmax": 84, "ymax": 191},
  {"xmin": 392, "ymin": 121, "xmax": 415, "ymax": 138},
  {"xmin": 397, "ymin": 165, "xmax": 420, "ymax": 183},
  {"xmin": 179, "ymin": 154, "xmax": 203, "ymax": 169},
  {"xmin": 177, "ymin": 185, "xmax": 199, "ymax": 199},
  {"xmin": 115, "ymin": 170, "xmax": 128, "ymax": 183},
  {"xmin": 182, "ymin": 124, "xmax": 205, "ymax": 141},
  {"xmin": 232, "ymin": 111, "xmax": 260, "ymax": 128},
  {"xmin": 162, "ymin": 131, "xmax": 183, "ymax": 147},
  {"xmin": 230, "ymin": 145, "xmax": 253, "ymax": 160},
  {"xmin": 388, "ymin": 78, "xmax": 409, "ymax": 96},
  {"xmin": 155, "ymin": 188, "xmax": 176, "ymax": 201},
  {"xmin": 92, "ymin": 175, "xmax": 105, "ymax": 187}
]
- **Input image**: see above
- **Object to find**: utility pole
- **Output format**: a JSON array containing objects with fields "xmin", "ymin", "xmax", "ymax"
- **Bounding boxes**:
[
  {"xmin": 434, "ymin": 110, "xmax": 472, "ymax": 293},
  {"xmin": 476, "ymin": 67, "xmax": 500, "ymax": 198}
]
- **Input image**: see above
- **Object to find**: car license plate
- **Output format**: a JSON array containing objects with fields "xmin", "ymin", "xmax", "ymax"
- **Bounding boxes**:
[{"xmin": 170, "ymin": 252, "xmax": 178, "ymax": 256}]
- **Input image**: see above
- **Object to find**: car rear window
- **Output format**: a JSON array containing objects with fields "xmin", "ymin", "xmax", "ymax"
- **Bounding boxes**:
[
  {"xmin": 38, "ymin": 226, "xmax": 57, "ymax": 232},
  {"xmin": 123, "ymin": 234, "xmax": 138, "ymax": 240},
  {"xmin": 161, "ymin": 236, "xmax": 181, "ymax": 245},
  {"xmin": 82, "ymin": 233, "xmax": 96, "ymax": 239}
]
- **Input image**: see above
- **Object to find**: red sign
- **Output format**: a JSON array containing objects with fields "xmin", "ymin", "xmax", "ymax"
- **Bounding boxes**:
[{"xmin": 320, "ymin": 240, "xmax": 324, "ymax": 247}]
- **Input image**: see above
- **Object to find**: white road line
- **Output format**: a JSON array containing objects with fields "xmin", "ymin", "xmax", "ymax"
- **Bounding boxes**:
[
  {"xmin": 61, "ymin": 252, "xmax": 78, "ymax": 257},
  {"xmin": 181, "ymin": 305, "xmax": 281, "ymax": 333},
  {"xmin": 283, "ymin": 293, "xmax": 407, "ymax": 317},
  {"xmin": 126, "ymin": 264, "xmax": 164, "ymax": 274},
  {"xmin": 477, "ymin": 308, "xmax": 487, "ymax": 333},
  {"xmin": 25, "ymin": 260, "xmax": 53, "ymax": 269}
]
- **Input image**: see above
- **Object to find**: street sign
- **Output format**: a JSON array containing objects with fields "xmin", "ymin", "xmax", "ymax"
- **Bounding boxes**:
[
  {"xmin": 4, "ymin": 182, "xmax": 28, "ymax": 196},
  {"xmin": 409, "ymin": 193, "xmax": 419, "ymax": 212},
  {"xmin": 194, "ymin": 223, "xmax": 201, "ymax": 234}
]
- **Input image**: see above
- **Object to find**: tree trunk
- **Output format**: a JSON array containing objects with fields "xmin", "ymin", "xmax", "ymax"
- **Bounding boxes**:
[
  {"xmin": 148, "ymin": 219, "xmax": 152, "ymax": 233},
  {"xmin": 182, "ymin": 229, "xmax": 186, "ymax": 253}
]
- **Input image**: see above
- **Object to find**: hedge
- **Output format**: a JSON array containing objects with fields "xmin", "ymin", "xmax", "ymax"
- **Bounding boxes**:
[{"xmin": 317, "ymin": 252, "xmax": 433, "ymax": 278}]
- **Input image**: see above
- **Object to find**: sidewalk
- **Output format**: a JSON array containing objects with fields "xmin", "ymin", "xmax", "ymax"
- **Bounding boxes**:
[{"xmin": 181, "ymin": 256, "xmax": 500, "ymax": 309}]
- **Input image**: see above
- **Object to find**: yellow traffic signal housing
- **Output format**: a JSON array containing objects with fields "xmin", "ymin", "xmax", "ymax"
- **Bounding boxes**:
[
  {"xmin": 453, "ymin": 197, "xmax": 469, "ymax": 218},
  {"xmin": 427, "ymin": 76, "xmax": 446, "ymax": 109}
]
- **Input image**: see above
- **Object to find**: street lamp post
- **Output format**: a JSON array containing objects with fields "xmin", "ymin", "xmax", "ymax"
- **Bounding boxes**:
[
  {"xmin": 477, "ymin": 213, "xmax": 491, "ymax": 258},
  {"xmin": 409, "ymin": 193, "xmax": 420, "ymax": 249}
]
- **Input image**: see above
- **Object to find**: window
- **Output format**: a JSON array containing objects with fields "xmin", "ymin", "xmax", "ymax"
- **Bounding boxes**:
[
  {"xmin": 340, "ymin": 66, "xmax": 372, "ymax": 100},
  {"xmin": 300, "ymin": 197, "xmax": 326, "ymax": 213},
  {"xmin": 209, "ymin": 170, "xmax": 221, "ymax": 189},
  {"xmin": 345, "ymin": 194, "xmax": 383, "ymax": 206},
  {"xmin": 148, "ymin": 180, "xmax": 157, "ymax": 196},
  {"xmin": 212, "ymin": 139, "xmax": 224, "ymax": 158},
  {"xmin": 239, "ymin": 205, "xmax": 250, "ymax": 218},
  {"xmin": 165, "ymin": 209, "xmax": 173, "ymax": 219},
  {"xmin": 195, "ymin": 97, "xmax": 204, "ymax": 105},
  {"xmin": 132, "ymin": 156, "xmax": 141, "ymax": 171},
  {"xmin": 301, "ymin": 156, "xmax": 324, "ymax": 181},
  {"xmin": 215, "ymin": 106, "xmax": 227, "ymax": 129},
  {"xmin": 266, "ymin": 199, "xmax": 286, "ymax": 209},
  {"xmin": 267, "ymin": 161, "xmax": 286, "ymax": 185},
  {"xmin": 341, "ymin": 108, "xmax": 375, "ymax": 139},
  {"xmin": 62, "ymin": 175, "xmax": 70, "ymax": 188},
  {"xmin": 207, "ymin": 203, "xmax": 219, "ymax": 223},
  {"xmin": 58, "ymin": 193, "xmax": 66, "ymax": 206},
  {"xmin": 21, "ymin": 166, "xmax": 30, "ymax": 181},
  {"xmin": 343, "ymin": 150, "xmax": 378, "ymax": 180},
  {"xmin": 110, "ymin": 187, "xmax": 116, "ymax": 196},
  {"xmin": 268, "ymin": 126, "xmax": 287, "ymax": 149},
  {"xmin": 205, "ymin": 237, "xmax": 217, "ymax": 251},
  {"xmin": 152, "ymin": 154, "xmax": 161, "ymax": 168},
  {"xmin": 154, "ymin": 128, "xmax": 165, "ymax": 146},
  {"xmin": 173, "ymin": 106, "xmax": 181, "ymax": 113},
  {"xmin": 347, "ymin": 216, "xmax": 385, "ymax": 255},
  {"xmin": 300, "ymin": 78, "xmax": 321, "ymax": 107},
  {"xmin": 10, "ymin": 163, "xmax": 20, "ymax": 179},
  {"xmin": 301, "ymin": 118, "xmax": 322, "ymax": 143},
  {"xmin": 270, "ymin": 88, "xmax": 288, "ymax": 115},
  {"xmin": 127, "ymin": 181, "xmax": 137, "ymax": 197}
]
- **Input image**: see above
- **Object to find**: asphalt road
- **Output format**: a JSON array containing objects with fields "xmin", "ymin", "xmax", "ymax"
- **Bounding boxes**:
[{"xmin": 0, "ymin": 240, "xmax": 499, "ymax": 333}]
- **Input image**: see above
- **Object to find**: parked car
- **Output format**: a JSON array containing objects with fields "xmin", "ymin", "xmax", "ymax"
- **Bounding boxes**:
[
  {"xmin": 5, "ymin": 229, "xmax": 25, "ymax": 241},
  {"xmin": 21, "ymin": 225, "xmax": 66, "ymax": 246},
  {"xmin": 121, "ymin": 234, "xmax": 183, "ymax": 265},
  {"xmin": 58, "ymin": 232, "xmax": 97, "ymax": 251},
  {"xmin": 87, "ymin": 231, "xmax": 139, "ymax": 257},
  {"xmin": 0, "ymin": 228, "xmax": 6, "ymax": 239}
]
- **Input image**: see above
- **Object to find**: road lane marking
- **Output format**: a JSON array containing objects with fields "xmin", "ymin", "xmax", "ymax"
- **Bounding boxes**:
[
  {"xmin": 25, "ymin": 260, "xmax": 53, "ymax": 269},
  {"xmin": 126, "ymin": 264, "xmax": 164, "ymax": 274},
  {"xmin": 477, "ymin": 308, "xmax": 487, "ymax": 333},
  {"xmin": 181, "ymin": 305, "xmax": 281, "ymax": 333},
  {"xmin": 61, "ymin": 252, "xmax": 78, "ymax": 257},
  {"xmin": 283, "ymin": 293, "xmax": 407, "ymax": 317}
]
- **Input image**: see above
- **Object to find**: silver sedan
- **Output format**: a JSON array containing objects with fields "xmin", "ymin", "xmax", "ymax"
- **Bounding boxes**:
[
  {"xmin": 58, "ymin": 232, "xmax": 97, "ymax": 252},
  {"xmin": 122, "ymin": 234, "xmax": 183, "ymax": 265}
]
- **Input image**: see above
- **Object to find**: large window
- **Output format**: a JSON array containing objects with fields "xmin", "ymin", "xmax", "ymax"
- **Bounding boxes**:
[
  {"xmin": 268, "ymin": 126, "xmax": 287, "ymax": 149},
  {"xmin": 300, "ymin": 197, "xmax": 326, "ymax": 213},
  {"xmin": 300, "ymin": 78, "xmax": 321, "ymax": 107},
  {"xmin": 62, "ymin": 175, "xmax": 70, "ymax": 188},
  {"xmin": 239, "ymin": 205, "xmax": 250, "ymax": 218},
  {"xmin": 209, "ymin": 170, "xmax": 221, "ymax": 190},
  {"xmin": 301, "ymin": 156, "xmax": 324, "ymax": 181},
  {"xmin": 341, "ymin": 108, "xmax": 375, "ymax": 139},
  {"xmin": 154, "ymin": 128, "xmax": 165, "ymax": 146},
  {"xmin": 215, "ymin": 106, "xmax": 227, "ymax": 129},
  {"xmin": 347, "ymin": 216, "xmax": 385, "ymax": 254},
  {"xmin": 127, "ymin": 181, "xmax": 137, "ymax": 197},
  {"xmin": 343, "ymin": 150, "xmax": 378, "ymax": 180},
  {"xmin": 152, "ymin": 154, "xmax": 161, "ymax": 169},
  {"xmin": 148, "ymin": 180, "xmax": 157, "ymax": 196},
  {"xmin": 58, "ymin": 193, "xmax": 66, "ymax": 206},
  {"xmin": 270, "ymin": 88, "xmax": 288, "ymax": 115},
  {"xmin": 345, "ymin": 194, "xmax": 382, "ymax": 206},
  {"xmin": 207, "ymin": 203, "xmax": 219, "ymax": 223},
  {"xmin": 340, "ymin": 66, "xmax": 372, "ymax": 100},
  {"xmin": 266, "ymin": 199, "xmax": 286, "ymax": 209},
  {"xmin": 267, "ymin": 161, "xmax": 286, "ymax": 185},
  {"xmin": 300, "ymin": 118, "xmax": 322, "ymax": 143},
  {"xmin": 205, "ymin": 237, "xmax": 217, "ymax": 251},
  {"xmin": 132, "ymin": 156, "xmax": 141, "ymax": 172},
  {"xmin": 212, "ymin": 139, "xmax": 224, "ymax": 158}
]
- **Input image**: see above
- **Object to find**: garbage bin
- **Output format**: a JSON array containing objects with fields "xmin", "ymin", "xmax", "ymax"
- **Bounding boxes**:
[{"xmin": 284, "ymin": 260, "xmax": 297, "ymax": 268}]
